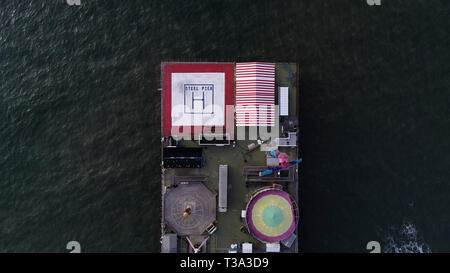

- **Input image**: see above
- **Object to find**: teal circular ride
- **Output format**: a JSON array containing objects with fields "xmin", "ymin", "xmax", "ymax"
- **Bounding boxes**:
[{"xmin": 262, "ymin": 206, "xmax": 284, "ymax": 227}]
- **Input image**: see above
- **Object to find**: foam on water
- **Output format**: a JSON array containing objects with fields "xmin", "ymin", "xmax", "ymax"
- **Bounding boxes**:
[{"xmin": 383, "ymin": 222, "xmax": 431, "ymax": 253}]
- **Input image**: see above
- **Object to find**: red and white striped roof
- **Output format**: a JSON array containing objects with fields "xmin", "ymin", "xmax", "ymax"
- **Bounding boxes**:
[{"xmin": 235, "ymin": 62, "xmax": 275, "ymax": 126}]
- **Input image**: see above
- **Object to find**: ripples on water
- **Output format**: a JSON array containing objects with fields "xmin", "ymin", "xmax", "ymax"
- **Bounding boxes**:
[{"xmin": 1, "ymin": 0, "xmax": 449, "ymax": 252}]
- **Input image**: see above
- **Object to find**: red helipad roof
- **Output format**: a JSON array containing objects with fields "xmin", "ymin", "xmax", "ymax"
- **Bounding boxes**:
[{"xmin": 161, "ymin": 63, "xmax": 234, "ymax": 137}]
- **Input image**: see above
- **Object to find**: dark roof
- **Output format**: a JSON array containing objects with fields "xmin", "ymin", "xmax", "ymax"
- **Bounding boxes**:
[{"xmin": 163, "ymin": 147, "xmax": 202, "ymax": 158}]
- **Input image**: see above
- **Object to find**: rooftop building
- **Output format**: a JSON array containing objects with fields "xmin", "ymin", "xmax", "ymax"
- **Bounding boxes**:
[{"xmin": 235, "ymin": 62, "xmax": 276, "ymax": 126}]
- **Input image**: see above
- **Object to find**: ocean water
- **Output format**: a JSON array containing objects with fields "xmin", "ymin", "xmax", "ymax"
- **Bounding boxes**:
[{"xmin": 0, "ymin": 0, "xmax": 449, "ymax": 252}]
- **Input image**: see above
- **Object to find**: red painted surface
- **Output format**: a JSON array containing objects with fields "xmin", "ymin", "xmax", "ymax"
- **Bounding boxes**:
[
  {"xmin": 235, "ymin": 62, "xmax": 275, "ymax": 126},
  {"xmin": 162, "ymin": 63, "xmax": 235, "ymax": 136}
]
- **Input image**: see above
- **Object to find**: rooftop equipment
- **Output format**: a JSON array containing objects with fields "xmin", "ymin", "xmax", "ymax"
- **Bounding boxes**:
[
  {"xmin": 243, "ymin": 165, "xmax": 296, "ymax": 183},
  {"xmin": 275, "ymin": 132, "xmax": 297, "ymax": 147},
  {"xmin": 163, "ymin": 147, "xmax": 203, "ymax": 168},
  {"xmin": 242, "ymin": 243, "xmax": 253, "ymax": 253},
  {"xmin": 241, "ymin": 210, "xmax": 246, "ymax": 218},
  {"xmin": 266, "ymin": 243, "xmax": 281, "ymax": 253},
  {"xmin": 281, "ymin": 232, "xmax": 297, "ymax": 248},
  {"xmin": 218, "ymin": 165, "xmax": 228, "ymax": 212},
  {"xmin": 259, "ymin": 158, "xmax": 302, "ymax": 177},
  {"xmin": 266, "ymin": 157, "xmax": 279, "ymax": 166},
  {"xmin": 279, "ymin": 87, "xmax": 289, "ymax": 116},
  {"xmin": 198, "ymin": 134, "xmax": 230, "ymax": 146},
  {"xmin": 161, "ymin": 234, "xmax": 178, "ymax": 253},
  {"xmin": 206, "ymin": 223, "xmax": 217, "ymax": 234}
]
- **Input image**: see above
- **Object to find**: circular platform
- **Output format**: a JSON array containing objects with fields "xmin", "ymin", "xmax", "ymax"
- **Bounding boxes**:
[
  {"xmin": 164, "ymin": 183, "xmax": 216, "ymax": 236},
  {"xmin": 246, "ymin": 188, "xmax": 296, "ymax": 243}
]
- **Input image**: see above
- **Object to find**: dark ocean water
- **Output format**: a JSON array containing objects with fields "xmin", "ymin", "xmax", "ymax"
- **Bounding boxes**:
[{"xmin": 0, "ymin": 0, "xmax": 449, "ymax": 252}]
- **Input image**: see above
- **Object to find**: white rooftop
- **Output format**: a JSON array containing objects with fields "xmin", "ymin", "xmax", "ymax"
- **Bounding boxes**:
[
  {"xmin": 171, "ymin": 73, "xmax": 225, "ymax": 126},
  {"xmin": 242, "ymin": 243, "xmax": 253, "ymax": 253}
]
